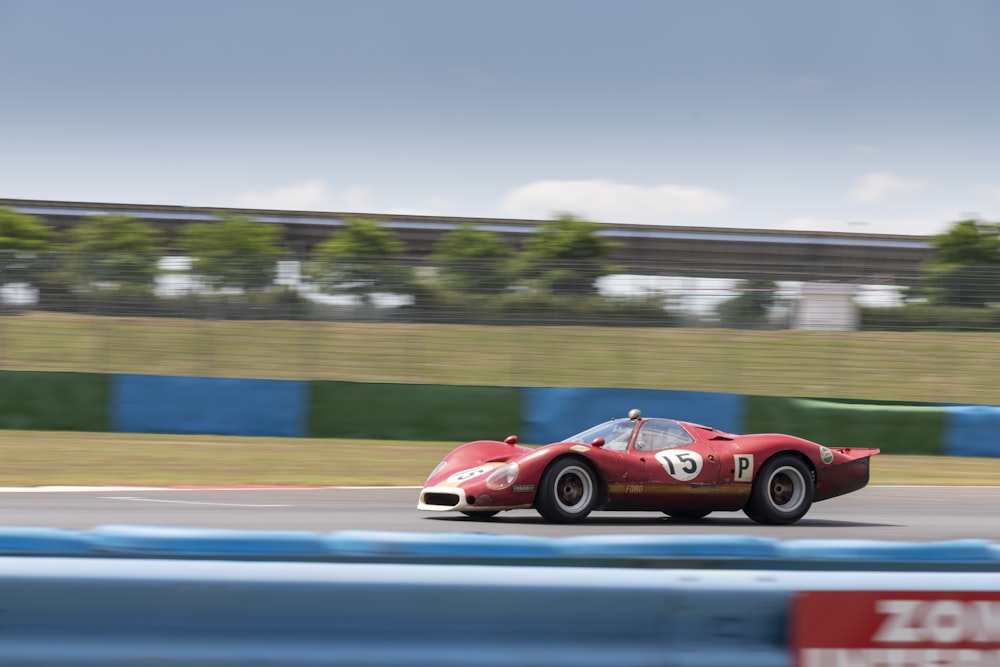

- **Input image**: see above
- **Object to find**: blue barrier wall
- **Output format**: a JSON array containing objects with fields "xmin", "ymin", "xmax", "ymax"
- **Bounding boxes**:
[
  {"xmin": 4, "ymin": 368, "xmax": 999, "ymax": 455},
  {"xmin": 5, "ymin": 526, "xmax": 999, "ymax": 570},
  {"xmin": 0, "ymin": 557, "xmax": 791, "ymax": 667},
  {"xmin": 112, "ymin": 374, "xmax": 307, "ymax": 437},
  {"xmin": 523, "ymin": 387, "xmax": 744, "ymax": 444},
  {"xmin": 1, "ymin": 528, "xmax": 999, "ymax": 666},
  {"xmin": 943, "ymin": 404, "xmax": 1000, "ymax": 457}
]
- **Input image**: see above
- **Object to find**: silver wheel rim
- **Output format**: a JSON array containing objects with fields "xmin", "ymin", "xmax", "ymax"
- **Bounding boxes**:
[
  {"xmin": 767, "ymin": 465, "xmax": 806, "ymax": 513},
  {"xmin": 553, "ymin": 465, "xmax": 594, "ymax": 514}
]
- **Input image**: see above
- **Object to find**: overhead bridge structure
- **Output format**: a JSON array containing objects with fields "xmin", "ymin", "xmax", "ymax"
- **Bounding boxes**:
[{"xmin": 1, "ymin": 198, "xmax": 934, "ymax": 283}]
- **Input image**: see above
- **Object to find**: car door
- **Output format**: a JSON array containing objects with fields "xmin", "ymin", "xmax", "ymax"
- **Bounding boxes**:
[{"xmin": 628, "ymin": 419, "xmax": 722, "ymax": 509}]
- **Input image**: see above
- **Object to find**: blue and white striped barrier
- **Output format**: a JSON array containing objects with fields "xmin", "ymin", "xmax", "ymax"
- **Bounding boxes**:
[
  {"xmin": 1, "ymin": 526, "xmax": 999, "ymax": 570},
  {"xmin": 0, "ymin": 556, "xmax": 998, "ymax": 666}
]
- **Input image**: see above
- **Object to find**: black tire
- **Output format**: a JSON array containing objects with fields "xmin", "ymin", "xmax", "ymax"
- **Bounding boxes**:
[
  {"xmin": 535, "ymin": 458, "xmax": 599, "ymax": 523},
  {"xmin": 663, "ymin": 510, "xmax": 712, "ymax": 520},
  {"xmin": 743, "ymin": 454, "xmax": 814, "ymax": 525},
  {"xmin": 461, "ymin": 510, "xmax": 499, "ymax": 519}
]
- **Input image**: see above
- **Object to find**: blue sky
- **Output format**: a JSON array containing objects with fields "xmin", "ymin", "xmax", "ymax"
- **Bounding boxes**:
[{"xmin": 2, "ymin": 0, "xmax": 998, "ymax": 235}]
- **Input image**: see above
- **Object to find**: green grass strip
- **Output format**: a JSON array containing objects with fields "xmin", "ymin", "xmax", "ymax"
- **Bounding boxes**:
[
  {"xmin": 2, "ymin": 312, "xmax": 1000, "ymax": 405},
  {"xmin": 308, "ymin": 381, "xmax": 521, "ymax": 441}
]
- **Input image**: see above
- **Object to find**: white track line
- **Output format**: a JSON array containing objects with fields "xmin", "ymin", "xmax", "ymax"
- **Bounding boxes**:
[
  {"xmin": 0, "ymin": 485, "xmax": 991, "ymax": 493},
  {"xmin": 100, "ymin": 496, "xmax": 290, "ymax": 507},
  {"xmin": 0, "ymin": 486, "xmax": 422, "ymax": 493}
]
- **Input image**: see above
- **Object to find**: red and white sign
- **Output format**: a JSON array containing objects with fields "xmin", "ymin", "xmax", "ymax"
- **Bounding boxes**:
[{"xmin": 792, "ymin": 591, "xmax": 1000, "ymax": 667}]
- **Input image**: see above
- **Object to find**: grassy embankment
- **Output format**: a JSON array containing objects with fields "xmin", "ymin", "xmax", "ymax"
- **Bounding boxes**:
[{"xmin": 1, "ymin": 312, "xmax": 998, "ymax": 486}]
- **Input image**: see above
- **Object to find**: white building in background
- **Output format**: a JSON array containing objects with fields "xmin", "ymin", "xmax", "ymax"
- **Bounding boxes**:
[{"xmin": 792, "ymin": 282, "xmax": 859, "ymax": 331}]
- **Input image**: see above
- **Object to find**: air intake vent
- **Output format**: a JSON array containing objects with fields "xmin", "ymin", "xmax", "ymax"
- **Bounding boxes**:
[{"xmin": 423, "ymin": 492, "xmax": 460, "ymax": 507}]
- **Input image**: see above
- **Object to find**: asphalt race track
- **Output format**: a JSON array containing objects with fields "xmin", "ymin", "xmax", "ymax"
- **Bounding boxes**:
[{"xmin": 1, "ymin": 486, "xmax": 998, "ymax": 542}]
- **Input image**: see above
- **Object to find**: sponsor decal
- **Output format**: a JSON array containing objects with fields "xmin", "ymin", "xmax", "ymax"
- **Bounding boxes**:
[
  {"xmin": 791, "ymin": 591, "xmax": 1000, "ymax": 667},
  {"xmin": 734, "ymin": 454, "xmax": 754, "ymax": 482},
  {"xmin": 625, "ymin": 483, "xmax": 644, "ymax": 494},
  {"xmin": 512, "ymin": 485, "xmax": 535, "ymax": 493},
  {"xmin": 819, "ymin": 446, "xmax": 834, "ymax": 465},
  {"xmin": 654, "ymin": 449, "xmax": 703, "ymax": 481},
  {"xmin": 571, "ymin": 445, "xmax": 590, "ymax": 453}
]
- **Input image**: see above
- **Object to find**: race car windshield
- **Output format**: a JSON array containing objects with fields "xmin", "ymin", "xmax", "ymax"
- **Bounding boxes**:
[{"xmin": 564, "ymin": 420, "xmax": 636, "ymax": 451}]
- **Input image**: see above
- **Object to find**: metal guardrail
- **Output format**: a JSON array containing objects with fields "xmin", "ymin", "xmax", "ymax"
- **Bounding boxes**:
[{"xmin": 1, "ymin": 528, "xmax": 999, "ymax": 666}]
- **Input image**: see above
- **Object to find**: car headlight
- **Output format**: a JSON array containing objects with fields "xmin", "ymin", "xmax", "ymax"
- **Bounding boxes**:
[
  {"xmin": 425, "ymin": 461, "xmax": 446, "ymax": 483},
  {"xmin": 486, "ymin": 462, "xmax": 519, "ymax": 490}
]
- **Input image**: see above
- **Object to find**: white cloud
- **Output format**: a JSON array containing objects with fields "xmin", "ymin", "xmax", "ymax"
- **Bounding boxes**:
[
  {"xmin": 848, "ymin": 172, "xmax": 929, "ymax": 204},
  {"xmin": 229, "ymin": 180, "xmax": 340, "ymax": 211},
  {"xmin": 382, "ymin": 197, "xmax": 458, "ymax": 217},
  {"xmin": 338, "ymin": 186, "xmax": 375, "ymax": 211},
  {"xmin": 499, "ymin": 179, "xmax": 732, "ymax": 224},
  {"xmin": 977, "ymin": 184, "xmax": 1000, "ymax": 202},
  {"xmin": 226, "ymin": 181, "xmax": 456, "ymax": 216}
]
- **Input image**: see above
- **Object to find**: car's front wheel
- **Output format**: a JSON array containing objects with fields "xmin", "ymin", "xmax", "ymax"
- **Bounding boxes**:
[
  {"xmin": 535, "ymin": 458, "xmax": 599, "ymax": 523},
  {"xmin": 743, "ymin": 454, "xmax": 814, "ymax": 525}
]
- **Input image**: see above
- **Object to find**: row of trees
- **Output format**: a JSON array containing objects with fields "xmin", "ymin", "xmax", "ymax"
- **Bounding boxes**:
[
  {"xmin": 904, "ymin": 219, "xmax": 1000, "ymax": 308},
  {"xmin": 2, "ymin": 207, "xmax": 668, "ymax": 322},
  {"xmin": 2, "ymin": 206, "xmax": 998, "ymax": 325},
  {"xmin": 0, "ymin": 206, "xmax": 620, "ymax": 295}
]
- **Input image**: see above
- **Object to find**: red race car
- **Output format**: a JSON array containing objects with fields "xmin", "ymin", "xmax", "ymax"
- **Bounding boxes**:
[{"xmin": 417, "ymin": 409, "xmax": 879, "ymax": 525}]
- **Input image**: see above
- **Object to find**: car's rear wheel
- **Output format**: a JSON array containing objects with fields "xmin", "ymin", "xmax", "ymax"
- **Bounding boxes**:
[
  {"xmin": 461, "ymin": 510, "xmax": 499, "ymax": 519},
  {"xmin": 743, "ymin": 454, "xmax": 814, "ymax": 525},
  {"xmin": 535, "ymin": 458, "xmax": 598, "ymax": 523}
]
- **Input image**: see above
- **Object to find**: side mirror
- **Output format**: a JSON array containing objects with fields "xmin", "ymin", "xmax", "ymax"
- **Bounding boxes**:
[
  {"xmin": 590, "ymin": 437, "xmax": 605, "ymax": 448},
  {"xmin": 504, "ymin": 435, "xmax": 518, "ymax": 446}
]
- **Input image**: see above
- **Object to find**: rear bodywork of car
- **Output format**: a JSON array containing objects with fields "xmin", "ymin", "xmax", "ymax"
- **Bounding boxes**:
[{"xmin": 417, "ymin": 414, "xmax": 878, "ymax": 522}]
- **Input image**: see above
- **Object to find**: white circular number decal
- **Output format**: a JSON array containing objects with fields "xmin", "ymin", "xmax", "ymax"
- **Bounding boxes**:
[
  {"xmin": 654, "ymin": 449, "xmax": 704, "ymax": 481},
  {"xmin": 446, "ymin": 466, "xmax": 492, "ymax": 484}
]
